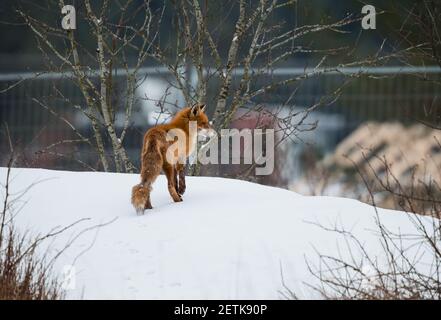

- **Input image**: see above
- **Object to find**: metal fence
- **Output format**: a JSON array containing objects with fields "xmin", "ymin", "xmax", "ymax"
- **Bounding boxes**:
[
  {"xmin": 0, "ymin": 67, "xmax": 175, "ymax": 169},
  {"xmin": 1, "ymin": 65, "xmax": 440, "ymax": 174}
]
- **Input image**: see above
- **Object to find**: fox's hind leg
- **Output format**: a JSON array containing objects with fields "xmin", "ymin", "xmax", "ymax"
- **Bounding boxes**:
[
  {"xmin": 143, "ymin": 184, "xmax": 153, "ymax": 210},
  {"xmin": 163, "ymin": 163, "xmax": 182, "ymax": 203},
  {"xmin": 140, "ymin": 165, "xmax": 160, "ymax": 210},
  {"xmin": 176, "ymin": 163, "xmax": 186, "ymax": 195}
]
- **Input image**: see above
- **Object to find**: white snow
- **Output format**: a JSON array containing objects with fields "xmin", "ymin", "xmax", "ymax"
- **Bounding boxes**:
[{"xmin": 0, "ymin": 167, "xmax": 436, "ymax": 299}]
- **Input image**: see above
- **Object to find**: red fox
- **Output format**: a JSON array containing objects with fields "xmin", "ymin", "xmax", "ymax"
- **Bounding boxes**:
[{"xmin": 131, "ymin": 103, "xmax": 211, "ymax": 214}]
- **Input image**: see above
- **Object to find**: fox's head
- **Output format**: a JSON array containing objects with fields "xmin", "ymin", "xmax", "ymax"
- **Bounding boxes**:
[
  {"xmin": 188, "ymin": 103, "xmax": 215, "ymax": 139},
  {"xmin": 189, "ymin": 103, "xmax": 211, "ymax": 130}
]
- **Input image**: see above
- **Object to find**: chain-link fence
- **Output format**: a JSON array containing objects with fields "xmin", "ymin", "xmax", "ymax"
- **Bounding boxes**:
[{"xmin": 1, "ymin": 65, "xmax": 440, "ymax": 179}]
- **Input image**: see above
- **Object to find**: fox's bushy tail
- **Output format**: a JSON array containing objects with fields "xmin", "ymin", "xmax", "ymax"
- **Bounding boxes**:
[
  {"xmin": 131, "ymin": 183, "xmax": 151, "ymax": 214},
  {"xmin": 132, "ymin": 133, "xmax": 163, "ymax": 214}
]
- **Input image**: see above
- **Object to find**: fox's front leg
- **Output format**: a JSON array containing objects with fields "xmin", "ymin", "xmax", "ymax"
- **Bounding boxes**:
[
  {"xmin": 176, "ymin": 163, "xmax": 186, "ymax": 195},
  {"xmin": 173, "ymin": 167, "xmax": 178, "ymax": 191}
]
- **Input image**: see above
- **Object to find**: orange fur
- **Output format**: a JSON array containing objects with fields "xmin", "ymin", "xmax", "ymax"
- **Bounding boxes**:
[{"xmin": 131, "ymin": 104, "xmax": 211, "ymax": 214}]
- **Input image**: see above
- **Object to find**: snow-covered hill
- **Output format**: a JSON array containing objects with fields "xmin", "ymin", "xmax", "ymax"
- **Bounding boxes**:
[{"xmin": 0, "ymin": 167, "xmax": 435, "ymax": 299}]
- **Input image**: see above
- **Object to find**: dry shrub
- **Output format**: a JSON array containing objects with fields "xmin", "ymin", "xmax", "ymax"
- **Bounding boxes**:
[
  {"xmin": 306, "ymin": 153, "xmax": 441, "ymax": 300},
  {"xmin": 0, "ymin": 226, "xmax": 63, "ymax": 299},
  {"xmin": 1, "ymin": 159, "xmax": 64, "ymax": 300}
]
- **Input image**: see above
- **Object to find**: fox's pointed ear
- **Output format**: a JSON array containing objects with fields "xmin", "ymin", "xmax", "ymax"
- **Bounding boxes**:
[
  {"xmin": 200, "ymin": 104, "xmax": 206, "ymax": 113},
  {"xmin": 190, "ymin": 104, "xmax": 199, "ymax": 116}
]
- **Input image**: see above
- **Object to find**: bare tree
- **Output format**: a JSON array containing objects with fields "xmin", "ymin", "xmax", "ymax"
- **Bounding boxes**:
[
  {"xmin": 397, "ymin": 0, "xmax": 441, "ymax": 68},
  {"xmin": 13, "ymin": 0, "xmax": 166, "ymax": 172},
  {"xmin": 152, "ymin": 0, "xmax": 423, "ymax": 177},
  {"xmin": 8, "ymin": 0, "xmax": 421, "ymax": 177}
]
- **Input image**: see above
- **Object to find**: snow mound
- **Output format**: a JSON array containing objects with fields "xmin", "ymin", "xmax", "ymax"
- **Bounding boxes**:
[{"xmin": 0, "ymin": 167, "xmax": 435, "ymax": 299}]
